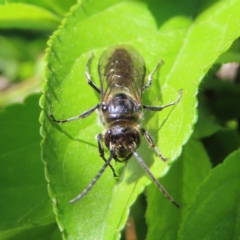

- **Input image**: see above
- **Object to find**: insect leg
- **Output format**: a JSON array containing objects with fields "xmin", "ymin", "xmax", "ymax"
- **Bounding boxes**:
[
  {"xmin": 143, "ymin": 89, "xmax": 182, "ymax": 111},
  {"xmin": 69, "ymin": 151, "xmax": 115, "ymax": 204},
  {"xmin": 142, "ymin": 60, "xmax": 164, "ymax": 92},
  {"xmin": 130, "ymin": 147, "xmax": 179, "ymax": 208},
  {"xmin": 85, "ymin": 52, "xmax": 101, "ymax": 94},
  {"xmin": 49, "ymin": 103, "xmax": 100, "ymax": 123},
  {"xmin": 141, "ymin": 129, "xmax": 167, "ymax": 161},
  {"xmin": 97, "ymin": 134, "xmax": 118, "ymax": 177}
]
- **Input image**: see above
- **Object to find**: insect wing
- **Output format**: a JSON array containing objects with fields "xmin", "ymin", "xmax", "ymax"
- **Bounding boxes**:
[{"xmin": 98, "ymin": 45, "xmax": 146, "ymax": 104}]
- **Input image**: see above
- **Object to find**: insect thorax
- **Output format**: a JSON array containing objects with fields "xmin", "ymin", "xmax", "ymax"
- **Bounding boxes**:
[{"xmin": 100, "ymin": 92, "xmax": 142, "ymax": 125}]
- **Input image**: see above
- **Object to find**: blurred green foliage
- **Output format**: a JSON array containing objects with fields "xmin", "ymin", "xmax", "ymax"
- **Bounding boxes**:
[{"xmin": 0, "ymin": 0, "xmax": 240, "ymax": 240}]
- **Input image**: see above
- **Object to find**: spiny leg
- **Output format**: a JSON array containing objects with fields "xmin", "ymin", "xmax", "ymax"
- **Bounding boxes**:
[
  {"xmin": 97, "ymin": 134, "xmax": 118, "ymax": 177},
  {"xmin": 69, "ymin": 151, "xmax": 115, "ymax": 204},
  {"xmin": 143, "ymin": 89, "xmax": 182, "ymax": 111},
  {"xmin": 130, "ymin": 147, "xmax": 180, "ymax": 208},
  {"xmin": 85, "ymin": 52, "xmax": 101, "ymax": 94},
  {"xmin": 141, "ymin": 129, "xmax": 167, "ymax": 161},
  {"xmin": 49, "ymin": 104, "xmax": 100, "ymax": 123},
  {"xmin": 142, "ymin": 60, "xmax": 164, "ymax": 92}
]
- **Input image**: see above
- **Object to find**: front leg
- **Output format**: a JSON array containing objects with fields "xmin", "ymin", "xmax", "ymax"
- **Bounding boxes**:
[{"xmin": 97, "ymin": 134, "xmax": 118, "ymax": 177}]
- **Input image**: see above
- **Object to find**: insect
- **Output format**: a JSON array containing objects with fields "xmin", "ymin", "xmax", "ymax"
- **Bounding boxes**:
[{"xmin": 50, "ymin": 45, "xmax": 182, "ymax": 207}]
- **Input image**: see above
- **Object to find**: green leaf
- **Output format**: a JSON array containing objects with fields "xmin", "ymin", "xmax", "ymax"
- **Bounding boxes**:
[
  {"xmin": 146, "ymin": 138, "xmax": 211, "ymax": 240},
  {"xmin": 235, "ymin": 204, "xmax": 240, "ymax": 240},
  {"xmin": 193, "ymin": 108, "xmax": 223, "ymax": 139},
  {"xmin": 216, "ymin": 38, "xmax": 240, "ymax": 63},
  {"xmin": 0, "ymin": 3, "xmax": 60, "ymax": 30},
  {"xmin": 0, "ymin": 0, "xmax": 77, "ymax": 17},
  {"xmin": 40, "ymin": 0, "xmax": 240, "ymax": 239},
  {"xmin": 179, "ymin": 149, "xmax": 240, "ymax": 240},
  {"xmin": 0, "ymin": 94, "xmax": 56, "ymax": 239}
]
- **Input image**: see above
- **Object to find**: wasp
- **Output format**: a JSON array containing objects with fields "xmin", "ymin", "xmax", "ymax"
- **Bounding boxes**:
[{"xmin": 50, "ymin": 45, "xmax": 182, "ymax": 207}]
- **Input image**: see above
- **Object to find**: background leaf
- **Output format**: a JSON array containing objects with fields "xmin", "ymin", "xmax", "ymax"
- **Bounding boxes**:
[
  {"xmin": 146, "ymin": 138, "xmax": 211, "ymax": 240},
  {"xmin": 0, "ymin": 0, "xmax": 77, "ymax": 16},
  {"xmin": 0, "ymin": 3, "xmax": 60, "ymax": 30},
  {"xmin": 179, "ymin": 149, "xmax": 240, "ymax": 240},
  {"xmin": 0, "ymin": 94, "xmax": 58, "ymax": 240}
]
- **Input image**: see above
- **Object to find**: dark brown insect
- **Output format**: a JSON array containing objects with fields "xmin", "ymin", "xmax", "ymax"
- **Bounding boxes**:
[{"xmin": 50, "ymin": 45, "xmax": 182, "ymax": 207}]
